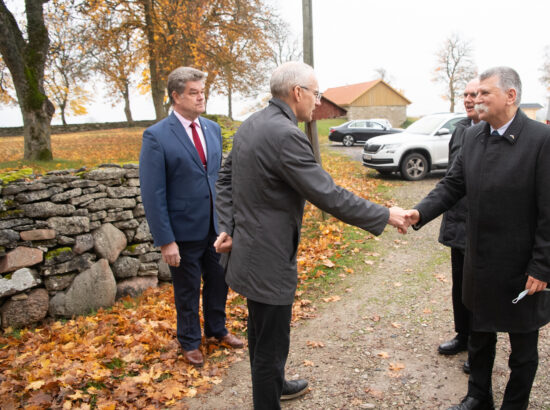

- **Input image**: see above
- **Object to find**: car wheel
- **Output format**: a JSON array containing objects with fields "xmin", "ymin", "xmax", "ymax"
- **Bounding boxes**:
[
  {"xmin": 342, "ymin": 135, "xmax": 355, "ymax": 147},
  {"xmin": 400, "ymin": 153, "xmax": 428, "ymax": 181}
]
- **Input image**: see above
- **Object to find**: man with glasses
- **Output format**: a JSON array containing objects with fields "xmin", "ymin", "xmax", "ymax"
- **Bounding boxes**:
[{"xmin": 214, "ymin": 61, "xmax": 409, "ymax": 409}]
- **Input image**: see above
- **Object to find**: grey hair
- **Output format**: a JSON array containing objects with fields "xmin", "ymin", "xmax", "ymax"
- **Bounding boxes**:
[
  {"xmin": 270, "ymin": 61, "xmax": 315, "ymax": 99},
  {"xmin": 167, "ymin": 67, "xmax": 205, "ymax": 104},
  {"xmin": 479, "ymin": 66, "xmax": 522, "ymax": 106}
]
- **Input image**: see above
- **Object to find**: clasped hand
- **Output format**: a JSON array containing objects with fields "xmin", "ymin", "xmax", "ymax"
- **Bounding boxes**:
[{"xmin": 388, "ymin": 207, "xmax": 421, "ymax": 234}]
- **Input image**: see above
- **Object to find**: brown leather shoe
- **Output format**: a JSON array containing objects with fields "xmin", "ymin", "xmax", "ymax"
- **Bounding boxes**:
[
  {"xmin": 183, "ymin": 349, "xmax": 204, "ymax": 367},
  {"xmin": 217, "ymin": 333, "xmax": 245, "ymax": 348}
]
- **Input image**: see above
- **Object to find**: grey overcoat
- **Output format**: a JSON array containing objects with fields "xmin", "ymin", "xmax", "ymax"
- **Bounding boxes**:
[
  {"xmin": 415, "ymin": 109, "xmax": 550, "ymax": 332},
  {"xmin": 216, "ymin": 99, "xmax": 389, "ymax": 305}
]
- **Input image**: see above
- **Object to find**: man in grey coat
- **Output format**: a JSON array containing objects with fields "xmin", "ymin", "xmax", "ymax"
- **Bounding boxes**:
[
  {"xmin": 407, "ymin": 67, "xmax": 550, "ymax": 410},
  {"xmin": 214, "ymin": 61, "xmax": 409, "ymax": 409},
  {"xmin": 437, "ymin": 78, "xmax": 480, "ymax": 374}
]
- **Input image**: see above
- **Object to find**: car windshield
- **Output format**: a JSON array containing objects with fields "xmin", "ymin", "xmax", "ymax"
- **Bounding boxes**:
[{"xmin": 405, "ymin": 116, "xmax": 448, "ymax": 135}]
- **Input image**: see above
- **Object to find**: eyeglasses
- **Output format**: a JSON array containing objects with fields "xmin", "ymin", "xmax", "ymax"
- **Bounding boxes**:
[{"xmin": 298, "ymin": 85, "xmax": 322, "ymax": 102}]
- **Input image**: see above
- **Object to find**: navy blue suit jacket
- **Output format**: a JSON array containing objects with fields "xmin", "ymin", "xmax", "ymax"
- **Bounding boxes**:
[{"xmin": 139, "ymin": 112, "xmax": 223, "ymax": 246}]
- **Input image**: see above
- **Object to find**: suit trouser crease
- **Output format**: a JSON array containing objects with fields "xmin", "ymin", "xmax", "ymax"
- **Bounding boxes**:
[
  {"xmin": 468, "ymin": 329, "xmax": 538, "ymax": 409},
  {"xmin": 169, "ymin": 231, "xmax": 228, "ymax": 351},
  {"xmin": 451, "ymin": 248, "xmax": 470, "ymax": 335},
  {"xmin": 247, "ymin": 299, "xmax": 292, "ymax": 410}
]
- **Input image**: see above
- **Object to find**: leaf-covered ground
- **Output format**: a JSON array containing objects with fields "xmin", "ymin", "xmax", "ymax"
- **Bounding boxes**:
[{"xmin": 0, "ymin": 129, "xmax": 398, "ymax": 409}]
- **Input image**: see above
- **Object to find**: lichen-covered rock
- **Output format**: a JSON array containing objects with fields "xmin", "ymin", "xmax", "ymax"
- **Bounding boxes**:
[
  {"xmin": 113, "ymin": 219, "xmax": 139, "ymax": 230},
  {"xmin": 157, "ymin": 261, "xmax": 172, "ymax": 281},
  {"xmin": 122, "ymin": 243, "xmax": 154, "ymax": 256},
  {"xmin": 103, "ymin": 210, "xmax": 133, "ymax": 223},
  {"xmin": 41, "ymin": 253, "xmax": 95, "ymax": 276},
  {"xmin": 44, "ymin": 273, "xmax": 77, "ymax": 291},
  {"xmin": 44, "ymin": 247, "xmax": 75, "ymax": 266},
  {"xmin": 93, "ymin": 223, "xmax": 127, "ymax": 263},
  {"xmin": 0, "ymin": 268, "xmax": 41, "ymax": 298},
  {"xmin": 70, "ymin": 192, "xmax": 108, "ymax": 206},
  {"xmin": 0, "ymin": 246, "xmax": 43, "ymax": 274},
  {"xmin": 85, "ymin": 167, "xmax": 127, "ymax": 181},
  {"xmin": 73, "ymin": 233, "xmax": 94, "ymax": 254},
  {"xmin": 116, "ymin": 276, "xmax": 158, "ymax": 299},
  {"xmin": 21, "ymin": 202, "xmax": 75, "ymax": 218},
  {"xmin": 112, "ymin": 256, "xmax": 140, "ymax": 279},
  {"xmin": 133, "ymin": 219, "xmax": 152, "ymax": 242},
  {"xmin": 0, "ymin": 218, "xmax": 33, "ymax": 230},
  {"xmin": 0, "ymin": 229, "xmax": 19, "ymax": 245},
  {"xmin": 51, "ymin": 188, "xmax": 82, "ymax": 203},
  {"xmin": 48, "ymin": 259, "xmax": 116, "ymax": 317},
  {"xmin": 47, "ymin": 216, "xmax": 90, "ymax": 235},
  {"xmin": 0, "ymin": 288, "xmax": 49, "ymax": 328},
  {"xmin": 106, "ymin": 186, "xmax": 140, "ymax": 198},
  {"xmin": 87, "ymin": 198, "xmax": 136, "ymax": 212}
]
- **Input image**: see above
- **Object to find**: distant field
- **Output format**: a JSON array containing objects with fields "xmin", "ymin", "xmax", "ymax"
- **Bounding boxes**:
[{"xmin": 0, "ymin": 119, "xmax": 347, "ymax": 176}]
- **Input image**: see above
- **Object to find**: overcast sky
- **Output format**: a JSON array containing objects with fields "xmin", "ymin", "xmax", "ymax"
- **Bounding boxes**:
[{"xmin": 1, "ymin": 0, "xmax": 549, "ymax": 126}]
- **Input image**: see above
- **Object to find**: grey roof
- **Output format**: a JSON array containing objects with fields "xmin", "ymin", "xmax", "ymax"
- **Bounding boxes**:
[{"xmin": 520, "ymin": 103, "xmax": 543, "ymax": 109}]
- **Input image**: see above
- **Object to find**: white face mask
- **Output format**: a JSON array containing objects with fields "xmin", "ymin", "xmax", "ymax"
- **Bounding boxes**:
[{"xmin": 512, "ymin": 288, "xmax": 550, "ymax": 304}]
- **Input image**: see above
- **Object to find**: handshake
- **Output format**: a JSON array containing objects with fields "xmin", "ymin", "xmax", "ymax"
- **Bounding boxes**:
[{"xmin": 388, "ymin": 207, "xmax": 420, "ymax": 234}]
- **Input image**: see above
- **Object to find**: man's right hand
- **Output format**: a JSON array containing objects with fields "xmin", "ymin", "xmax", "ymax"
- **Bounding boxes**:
[
  {"xmin": 388, "ymin": 206, "xmax": 410, "ymax": 234},
  {"xmin": 214, "ymin": 232, "xmax": 233, "ymax": 253},
  {"xmin": 161, "ymin": 241, "xmax": 180, "ymax": 267}
]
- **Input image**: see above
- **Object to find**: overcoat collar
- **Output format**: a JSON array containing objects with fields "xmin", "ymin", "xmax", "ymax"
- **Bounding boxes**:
[
  {"xmin": 167, "ymin": 112, "xmax": 210, "ymax": 172},
  {"xmin": 270, "ymin": 98, "xmax": 298, "ymax": 125},
  {"xmin": 475, "ymin": 109, "xmax": 526, "ymax": 145}
]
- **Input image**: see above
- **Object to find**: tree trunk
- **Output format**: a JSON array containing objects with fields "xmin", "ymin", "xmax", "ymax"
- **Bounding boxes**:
[
  {"xmin": 60, "ymin": 102, "xmax": 67, "ymax": 126},
  {"xmin": 22, "ymin": 101, "xmax": 53, "ymax": 161},
  {"xmin": 141, "ymin": 0, "xmax": 166, "ymax": 120},
  {"xmin": 227, "ymin": 85, "xmax": 233, "ymax": 119},
  {"xmin": 0, "ymin": 0, "xmax": 53, "ymax": 160},
  {"xmin": 123, "ymin": 82, "xmax": 133, "ymax": 124}
]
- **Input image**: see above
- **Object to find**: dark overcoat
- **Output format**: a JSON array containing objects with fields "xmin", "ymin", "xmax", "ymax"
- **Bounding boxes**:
[
  {"xmin": 215, "ymin": 99, "xmax": 389, "ymax": 305},
  {"xmin": 438, "ymin": 117, "xmax": 471, "ymax": 250},
  {"xmin": 415, "ymin": 109, "xmax": 550, "ymax": 332}
]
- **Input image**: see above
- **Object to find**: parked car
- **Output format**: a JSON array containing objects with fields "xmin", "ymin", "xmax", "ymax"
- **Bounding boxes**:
[
  {"xmin": 329, "ymin": 119, "xmax": 402, "ymax": 146},
  {"xmin": 362, "ymin": 112, "xmax": 466, "ymax": 180}
]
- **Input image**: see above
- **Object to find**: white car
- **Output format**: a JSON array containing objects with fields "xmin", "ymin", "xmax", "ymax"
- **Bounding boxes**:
[{"xmin": 362, "ymin": 112, "xmax": 467, "ymax": 180}]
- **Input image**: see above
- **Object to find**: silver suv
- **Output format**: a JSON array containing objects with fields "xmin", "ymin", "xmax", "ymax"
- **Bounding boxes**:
[{"xmin": 362, "ymin": 112, "xmax": 466, "ymax": 180}]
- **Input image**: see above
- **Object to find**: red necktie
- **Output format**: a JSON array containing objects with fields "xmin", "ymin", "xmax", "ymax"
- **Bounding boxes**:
[{"xmin": 189, "ymin": 122, "xmax": 207, "ymax": 168}]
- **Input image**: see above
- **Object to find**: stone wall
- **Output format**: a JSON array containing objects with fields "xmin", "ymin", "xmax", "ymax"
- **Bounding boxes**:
[
  {"xmin": 347, "ymin": 106, "xmax": 407, "ymax": 128},
  {"xmin": 0, "ymin": 120, "xmax": 156, "ymax": 138},
  {"xmin": 0, "ymin": 165, "xmax": 171, "ymax": 329}
]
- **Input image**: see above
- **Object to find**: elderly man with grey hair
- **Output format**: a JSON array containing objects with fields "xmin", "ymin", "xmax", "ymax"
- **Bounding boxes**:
[
  {"xmin": 139, "ymin": 66, "xmax": 244, "ymax": 368},
  {"xmin": 406, "ymin": 66, "xmax": 550, "ymax": 409},
  {"xmin": 214, "ymin": 61, "xmax": 409, "ymax": 409}
]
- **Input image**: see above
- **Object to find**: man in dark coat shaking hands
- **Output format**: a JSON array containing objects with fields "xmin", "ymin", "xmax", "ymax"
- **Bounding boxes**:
[
  {"xmin": 407, "ymin": 67, "xmax": 550, "ymax": 409},
  {"xmin": 214, "ymin": 61, "xmax": 409, "ymax": 409}
]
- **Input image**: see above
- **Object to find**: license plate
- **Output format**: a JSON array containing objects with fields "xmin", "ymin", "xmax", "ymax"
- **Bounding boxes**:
[{"xmin": 364, "ymin": 154, "xmax": 372, "ymax": 160}]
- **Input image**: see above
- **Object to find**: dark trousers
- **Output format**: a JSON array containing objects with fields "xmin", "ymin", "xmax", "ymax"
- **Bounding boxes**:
[
  {"xmin": 451, "ymin": 247, "xmax": 470, "ymax": 335},
  {"xmin": 169, "ymin": 228, "xmax": 228, "ymax": 351},
  {"xmin": 247, "ymin": 299, "xmax": 292, "ymax": 410},
  {"xmin": 468, "ymin": 329, "xmax": 539, "ymax": 409}
]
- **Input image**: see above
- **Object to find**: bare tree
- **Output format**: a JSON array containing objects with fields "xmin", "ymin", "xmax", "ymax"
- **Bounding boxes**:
[
  {"xmin": 433, "ymin": 33, "xmax": 476, "ymax": 112},
  {"xmin": 0, "ymin": 0, "xmax": 54, "ymax": 160},
  {"xmin": 540, "ymin": 45, "xmax": 550, "ymax": 93},
  {"xmin": 267, "ymin": 15, "xmax": 302, "ymax": 67},
  {"xmin": 374, "ymin": 67, "xmax": 394, "ymax": 84}
]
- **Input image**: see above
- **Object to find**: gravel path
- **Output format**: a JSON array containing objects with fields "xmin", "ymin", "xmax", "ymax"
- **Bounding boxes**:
[{"xmin": 181, "ymin": 145, "xmax": 550, "ymax": 410}]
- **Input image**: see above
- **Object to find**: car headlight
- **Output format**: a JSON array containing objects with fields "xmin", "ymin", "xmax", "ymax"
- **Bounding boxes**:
[{"xmin": 382, "ymin": 143, "xmax": 401, "ymax": 153}]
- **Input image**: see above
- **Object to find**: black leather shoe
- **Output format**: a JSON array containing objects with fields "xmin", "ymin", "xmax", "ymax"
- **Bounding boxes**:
[
  {"xmin": 281, "ymin": 379, "xmax": 308, "ymax": 400},
  {"xmin": 438, "ymin": 335, "xmax": 468, "ymax": 355},
  {"xmin": 463, "ymin": 359, "xmax": 470, "ymax": 374},
  {"xmin": 448, "ymin": 395, "xmax": 495, "ymax": 410}
]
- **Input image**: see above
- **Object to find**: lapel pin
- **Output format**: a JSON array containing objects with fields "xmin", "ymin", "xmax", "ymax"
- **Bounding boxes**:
[{"xmin": 510, "ymin": 135, "xmax": 515, "ymax": 140}]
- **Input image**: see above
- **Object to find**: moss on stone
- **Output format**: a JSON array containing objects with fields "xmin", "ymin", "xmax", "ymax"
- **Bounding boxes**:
[
  {"xmin": 125, "ymin": 244, "xmax": 139, "ymax": 252},
  {"xmin": 0, "ymin": 209, "xmax": 24, "ymax": 219},
  {"xmin": 0, "ymin": 168, "xmax": 33, "ymax": 184},
  {"xmin": 45, "ymin": 247, "xmax": 72, "ymax": 260}
]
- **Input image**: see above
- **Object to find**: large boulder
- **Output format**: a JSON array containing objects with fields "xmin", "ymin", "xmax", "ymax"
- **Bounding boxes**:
[
  {"xmin": 48, "ymin": 259, "xmax": 116, "ymax": 317},
  {"xmin": 0, "ymin": 246, "xmax": 43, "ymax": 274},
  {"xmin": 0, "ymin": 268, "xmax": 41, "ymax": 298},
  {"xmin": 1, "ymin": 288, "xmax": 49, "ymax": 328},
  {"xmin": 93, "ymin": 223, "xmax": 127, "ymax": 263},
  {"xmin": 116, "ymin": 276, "xmax": 158, "ymax": 299}
]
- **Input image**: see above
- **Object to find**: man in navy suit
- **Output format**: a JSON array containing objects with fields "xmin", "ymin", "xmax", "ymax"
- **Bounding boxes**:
[{"xmin": 139, "ymin": 67, "xmax": 243, "ymax": 367}]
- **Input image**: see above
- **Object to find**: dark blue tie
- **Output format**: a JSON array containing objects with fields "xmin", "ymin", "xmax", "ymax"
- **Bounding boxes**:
[{"xmin": 491, "ymin": 130, "xmax": 500, "ymax": 137}]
